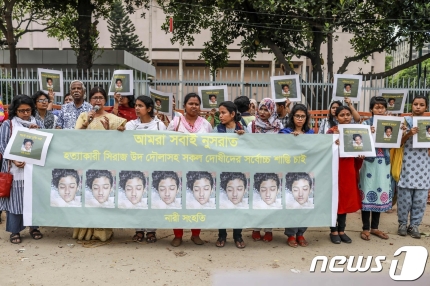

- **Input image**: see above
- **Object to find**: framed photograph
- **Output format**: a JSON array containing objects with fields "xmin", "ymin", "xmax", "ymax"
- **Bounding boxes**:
[
  {"xmin": 219, "ymin": 172, "xmax": 249, "ymax": 209},
  {"xmin": 338, "ymin": 124, "xmax": 376, "ymax": 157},
  {"xmin": 252, "ymin": 172, "xmax": 283, "ymax": 209},
  {"xmin": 270, "ymin": 75, "xmax": 301, "ymax": 102},
  {"xmin": 284, "ymin": 172, "xmax": 315, "ymax": 209},
  {"xmin": 373, "ymin": 115, "xmax": 403, "ymax": 148},
  {"xmin": 413, "ymin": 117, "xmax": 430, "ymax": 148},
  {"xmin": 378, "ymin": 89, "xmax": 408, "ymax": 114},
  {"xmin": 37, "ymin": 68, "xmax": 64, "ymax": 97},
  {"xmin": 185, "ymin": 171, "xmax": 216, "ymax": 209},
  {"xmin": 108, "ymin": 70, "xmax": 134, "ymax": 96},
  {"xmin": 149, "ymin": 88, "xmax": 173, "ymax": 115},
  {"xmin": 84, "ymin": 169, "xmax": 116, "ymax": 208},
  {"xmin": 3, "ymin": 126, "xmax": 53, "ymax": 166},
  {"xmin": 197, "ymin": 85, "xmax": 228, "ymax": 111},
  {"xmin": 332, "ymin": 74, "xmax": 363, "ymax": 102}
]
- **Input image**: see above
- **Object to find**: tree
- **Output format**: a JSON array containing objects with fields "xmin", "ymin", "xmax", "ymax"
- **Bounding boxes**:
[
  {"xmin": 149, "ymin": 0, "xmax": 430, "ymax": 108},
  {"xmin": 107, "ymin": 1, "xmax": 148, "ymax": 61},
  {"xmin": 0, "ymin": 0, "xmax": 60, "ymax": 88},
  {"xmin": 47, "ymin": 0, "xmax": 149, "ymax": 70}
]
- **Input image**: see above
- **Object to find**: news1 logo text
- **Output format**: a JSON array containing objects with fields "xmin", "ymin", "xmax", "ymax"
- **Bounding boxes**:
[{"xmin": 310, "ymin": 246, "xmax": 428, "ymax": 281}]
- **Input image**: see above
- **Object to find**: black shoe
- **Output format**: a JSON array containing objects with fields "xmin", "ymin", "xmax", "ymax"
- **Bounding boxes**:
[
  {"xmin": 330, "ymin": 233, "xmax": 341, "ymax": 244},
  {"xmin": 339, "ymin": 233, "xmax": 352, "ymax": 243}
]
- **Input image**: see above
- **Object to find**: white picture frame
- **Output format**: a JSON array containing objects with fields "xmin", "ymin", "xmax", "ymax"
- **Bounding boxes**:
[
  {"xmin": 3, "ymin": 126, "xmax": 53, "ymax": 166},
  {"xmin": 270, "ymin": 75, "xmax": 301, "ymax": 102},
  {"xmin": 108, "ymin": 70, "xmax": 134, "ymax": 96},
  {"xmin": 197, "ymin": 85, "xmax": 228, "ymax": 111},
  {"xmin": 372, "ymin": 115, "xmax": 404, "ymax": 148},
  {"xmin": 377, "ymin": 89, "xmax": 408, "ymax": 114},
  {"xmin": 149, "ymin": 88, "xmax": 173, "ymax": 115},
  {"xmin": 37, "ymin": 68, "xmax": 64, "ymax": 97},
  {"xmin": 413, "ymin": 117, "xmax": 430, "ymax": 148},
  {"xmin": 332, "ymin": 74, "xmax": 363, "ymax": 102},
  {"xmin": 338, "ymin": 124, "xmax": 375, "ymax": 157}
]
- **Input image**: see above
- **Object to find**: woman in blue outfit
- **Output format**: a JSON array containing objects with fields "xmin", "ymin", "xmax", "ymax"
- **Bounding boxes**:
[{"xmin": 279, "ymin": 104, "xmax": 314, "ymax": 247}]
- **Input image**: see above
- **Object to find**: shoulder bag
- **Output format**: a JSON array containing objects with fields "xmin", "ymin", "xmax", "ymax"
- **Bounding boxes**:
[{"xmin": 0, "ymin": 121, "xmax": 13, "ymax": 197}]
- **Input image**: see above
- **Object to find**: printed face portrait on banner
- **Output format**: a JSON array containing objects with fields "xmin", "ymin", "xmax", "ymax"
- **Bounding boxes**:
[
  {"xmin": 151, "ymin": 171, "xmax": 182, "ymax": 209},
  {"xmin": 186, "ymin": 171, "xmax": 216, "ymax": 209},
  {"xmin": 21, "ymin": 139, "xmax": 34, "ymax": 152},
  {"xmin": 85, "ymin": 169, "xmax": 115, "ymax": 208},
  {"xmin": 285, "ymin": 172, "xmax": 314, "ymax": 209},
  {"xmin": 50, "ymin": 169, "xmax": 82, "ymax": 207},
  {"xmin": 118, "ymin": 171, "xmax": 148, "ymax": 209},
  {"xmin": 384, "ymin": 126, "xmax": 392, "ymax": 139},
  {"xmin": 253, "ymin": 173, "xmax": 282, "ymax": 209},
  {"xmin": 219, "ymin": 172, "xmax": 249, "ymax": 209}
]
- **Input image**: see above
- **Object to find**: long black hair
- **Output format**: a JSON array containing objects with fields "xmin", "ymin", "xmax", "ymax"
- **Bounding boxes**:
[
  {"xmin": 125, "ymin": 96, "xmax": 135, "ymax": 108},
  {"xmin": 135, "ymin": 95, "xmax": 155, "ymax": 117},
  {"xmin": 327, "ymin": 101, "xmax": 343, "ymax": 128},
  {"xmin": 89, "ymin": 87, "xmax": 108, "ymax": 101},
  {"xmin": 218, "ymin": 101, "xmax": 242, "ymax": 123},
  {"xmin": 335, "ymin": 105, "xmax": 352, "ymax": 116},
  {"xmin": 285, "ymin": 103, "xmax": 310, "ymax": 132},
  {"xmin": 32, "ymin": 91, "xmax": 51, "ymax": 104},
  {"xmin": 183, "ymin": 93, "xmax": 201, "ymax": 107},
  {"xmin": 8, "ymin": 95, "xmax": 36, "ymax": 119}
]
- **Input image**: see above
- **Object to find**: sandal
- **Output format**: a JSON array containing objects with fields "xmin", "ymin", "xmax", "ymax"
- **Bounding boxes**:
[
  {"xmin": 132, "ymin": 231, "xmax": 145, "ymax": 242},
  {"xmin": 263, "ymin": 232, "xmax": 273, "ymax": 242},
  {"xmin": 191, "ymin": 235, "xmax": 204, "ymax": 245},
  {"xmin": 287, "ymin": 236, "xmax": 298, "ymax": 248},
  {"xmin": 252, "ymin": 230, "xmax": 261, "ymax": 241},
  {"xmin": 10, "ymin": 233, "xmax": 21, "ymax": 244},
  {"xmin": 146, "ymin": 232, "xmax": 157, "ymax": 243},
  {"xmin": 370, "ymin": 229, "xmax": 389, "ymax": 240},
  {"xmin": 234, "ymin": 237, "xmax": 246, "ymax": 249},
  {"xmin": 216, "ymin": 236, "xmax": 227, "ymax": 247},
  {"xmin": 360, "ymin": 230, "xmax": 371, "ymax": 241},
  {"xmin": 296, "ymin": 235, "xmax": 308, "ymax": 247},
  {"xmin": 30, "ymin": 228, "xmax": 43, "ymax": 240}
]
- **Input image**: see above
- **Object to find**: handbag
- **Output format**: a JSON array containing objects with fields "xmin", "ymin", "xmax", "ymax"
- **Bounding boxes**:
[{"xmin": 0, "ymin": 121, "xmax": 13, "ymax": 197}]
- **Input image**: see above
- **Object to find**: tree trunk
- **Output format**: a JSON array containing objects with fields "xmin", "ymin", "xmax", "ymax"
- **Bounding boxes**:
[
  {"xmin": 327, "ymin": 33, "xmax": 334, "ymax": 81},
  {"xmin": 4, "ymin": 6, "xmax": 20, "ymax": 93},
  {"xmin": 76, "ymin": 0, "xmax": 94, "ymax": 70},
  {"xmin": 309, "ymin": 29, "xmax": 324, "ymax": 110}
]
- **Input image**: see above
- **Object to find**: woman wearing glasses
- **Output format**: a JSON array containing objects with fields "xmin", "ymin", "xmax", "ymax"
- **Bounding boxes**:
[
  {"xmin": 32, "ymin": 91, "xmax": 55, "ymax": 129},
  {"xmin": 72, "ymin": 87, "xmax": 126, "ymax": 242},
  {"xmin": 279, "ymin": 104, "xmax": 314, "ymax": 247},
  {"xmin": 0, "ymin": 95, "xmax": 44, "ymax": 244},
  {"xmin": 247, "ymin": 97, "xmax": 283, "ymax": 242},
  {"xmin": 75, "ymin": 87, "xmax": 126, "ymax": 131}
]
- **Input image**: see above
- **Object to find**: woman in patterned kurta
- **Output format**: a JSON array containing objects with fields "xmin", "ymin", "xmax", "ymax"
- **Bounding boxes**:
[
  {"xmin": 327, "ymin": 106, "xmax": 362, "ymax": 244},
  {"xmin": 359, "ymin": 96, "xmax": 391, "ymax": 241},
  {"xmin": 0, "ymin": 95, "xmax": 44, "ymax": 243},
  {"xmin": 72, "ymin": 87, "xmax": 126, "ymax": 242},
  {"xmin": 397, "ymin": 95, "xmax": 429, "ymax": 238}
]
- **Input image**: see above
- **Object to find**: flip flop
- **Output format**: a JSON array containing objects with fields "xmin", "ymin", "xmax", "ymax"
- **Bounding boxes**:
[
  {"xmin": 360, "ymin": 230, "xmax": 371, "ymax": 241},
  {"xmin": 132, "ymin": 231, "xmax": 145, "ymax": 242},
  {"xmin": 370, "ymin": 229, "xmax": 389, "ymax": 239}
]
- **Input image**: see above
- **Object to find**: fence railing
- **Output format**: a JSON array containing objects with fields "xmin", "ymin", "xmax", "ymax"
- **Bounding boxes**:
[{"xmin": 1, "ymin": 68, "xmax": 429, "ymax": 112}]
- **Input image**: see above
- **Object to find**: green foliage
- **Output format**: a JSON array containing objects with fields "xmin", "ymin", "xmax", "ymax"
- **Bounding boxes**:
[
  {"xmin": 389, "ymin": 59, "xmax": 430, "ymax": 87},
  {"xmin": 154, "ymin": 0, "xmax": 430, "ymax": 77},
  {"xmin": 385, "ymin": 56, "xmax": 393, "ymax": 71},
  {"xmin": 107, "ymin": 1, "xmax": 148, "ymax": 61}
]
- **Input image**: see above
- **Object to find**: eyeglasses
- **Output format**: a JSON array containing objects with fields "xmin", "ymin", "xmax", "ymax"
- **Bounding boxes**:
[
  {"xmin": 17, "ymin": 109, "xmax": 32, "ymax": 114},
  {"xmin": 294, "ymin": 115, "xmax": 306, "ymax": 120},
  {"xmin": 37, "ymin": 99, "xmax": 49, "ymax": 103},
  {"xmin": 91, "ymin": 96, "xmax": 105, "ymax": 101}
]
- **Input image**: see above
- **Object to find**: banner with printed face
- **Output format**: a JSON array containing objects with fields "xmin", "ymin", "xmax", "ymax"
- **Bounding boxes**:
[
  {"xmin": 413, "ymin": 117, "xmax": 430, "ymax": 148},
  {"xmin": 23, "ymin": 131, "xmax": 339, "ymax": 228},
  {"xmin": 332, "ymin": 74, "xmax": 363, "ymax": 102},
  {"xmin": 378, "ymin": 89, "xmax": 408, "ymax": 114},
  {"xmin": 149, "ymin": 88, "xmax": 173, "ymax": 115},
  {"xmin": 270, "ymin": 75, "xmax": 301, "ymax": 102},
  {"xmin": 108, "ymin": 70, "xmax": 134, "ymax": 95}
]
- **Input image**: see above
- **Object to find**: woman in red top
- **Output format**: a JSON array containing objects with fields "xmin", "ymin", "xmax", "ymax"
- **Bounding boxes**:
[
  {"xmin": 327, "ymin": 105, "xmax": 362, "ymax": 244},
  {"xmin": 110, "ymin": 92, "xmax": 137, "ymax": 122}
]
